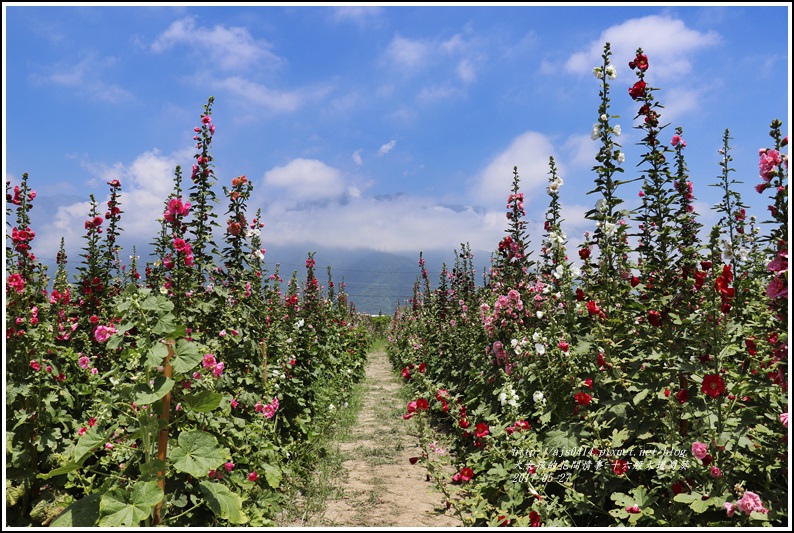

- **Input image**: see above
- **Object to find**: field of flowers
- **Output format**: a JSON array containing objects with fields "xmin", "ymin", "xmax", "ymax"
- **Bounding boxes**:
[
  {"xmin": 5, "ymin": 98, "xmax": 371, "ymax": 526},
  {"xmin": 388, "ymin": 44, "xmax": 788, "ymax": 527}
]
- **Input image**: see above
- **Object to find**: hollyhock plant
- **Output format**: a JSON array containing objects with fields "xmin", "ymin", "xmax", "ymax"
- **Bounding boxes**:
[
  {"xmin": 701, "ymin": 374, "xmax": 726, "ymax": 398},
  {"xmin": 691, "ymin": 441, "xmax": 708, "ymax": 460}
]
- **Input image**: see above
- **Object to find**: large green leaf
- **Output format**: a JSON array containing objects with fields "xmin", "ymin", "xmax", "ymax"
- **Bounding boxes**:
[
  {"xmin": 183, "ymin": 391, "xmax": 223, "ymax": 413},
  {"xmin": 145, "ymin": 343, "xmax": 170, "ymax": 368},
  {"xmin": 98, "ymin": 481, "xmax": 162, "ymax": 527},
  {"xmin": 50, "ymin": 493, "xmax": 102, "ymax": 527},
  {"xmin": 152, "ymin": 312, "xmax": 176, "ymax": 336},
  {"xmin": 261, "ymin": 463, "xmax": 282, "ymax": 489},
  {"xmin": 73, "ymin": 425, "xmax": 114, "ymax": 465},
  {"xmin": 170, "ymin": 339, "xmax": 202, "ymax": 374},
  {"xmin": 37, "ymin": 462, "xmax": 81, "ymax": 480},
  {"xmin": 198, "ymin": 481, "xmax": 249, "ymax": 524},
  {"xmin": 133, "ymin": 376, "xmax": 174, "ymax": 406},
  {"xmin": 170, "ymin": 430, "xmax": 227, "ymax": 478}
]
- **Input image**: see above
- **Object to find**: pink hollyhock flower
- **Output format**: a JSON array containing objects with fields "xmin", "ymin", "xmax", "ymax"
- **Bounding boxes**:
[
  {"xmin": 202, "ymin": 115, "xmax": 212, "ymax": 124},
  {"xmin": 255, "ymin": 402, "xmax": 264, "ymax": 413},
  {"xmin": 736, "ymin": 491, "xmax": 768, "ymax": 516},
  {"xmin": 671, "ymin": 134, "xmax": 686, "ymax": 147},
  {"xmin": 212, "ymin": 362, "xmax": 224, "ymax": 378},
  {"xmin": 625, "ymin": 505, "xmax": 641, "ymax": 514},
  {"xmin": 710, "ymin": 466, "xmax": 722, "ymax": 478},
  {"xmin": 766, "ymin": 276, "xmax": 788, "ymax": 300},
  {"xmin": 691, "ymin": 441, "xmax": 708, "ymax": 459},
  {"xmin": 759, "ymin": 148, "xmax": 782, "ymax": 181},
  {"xmin": 94, "ymin": 325, "xmax": 117, "ymax": 343},
  {"xmin": 262, "ymin": 404, "xmax": 276, "ymax": 419},
  {"xmin": 231, "ymin": 398, "xmax": 239, "ymax": 409},
  {"xmin": 202, "ymin": 354, "xmax": 217, "ymax": 369},
  {"xmin": 248, "ymin": 471, "xmax": 258, "ymax": 482},
  {"xmin": 78, "ymin": 427, "xmax": 87, "ymax": 436},
  {"xmin": 767, "ymin": 251, "xmax": 788, "ymax": 273},
  {"xmin": 30, "ymin": 360, "xmax": 41, "ymax": 371},
  {"xmin": 224, "ymin": 461, "xmax": 234, "ymax": 472},
  {"xmin": 7, "ymin": 273, "xmax": 25, "ymax": 293},
  {"xmin": 780, "ymin": 412, "xmax": 788, "ymax": 428},
  {"xmin": 724, "ymin": 502, "xmax": 736, "ymax": 517}
]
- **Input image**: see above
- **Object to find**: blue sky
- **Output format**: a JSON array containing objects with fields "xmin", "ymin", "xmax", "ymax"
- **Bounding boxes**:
[{"xmin": 3, "ymin": 3, "xmax": 791, "ymax": 269}]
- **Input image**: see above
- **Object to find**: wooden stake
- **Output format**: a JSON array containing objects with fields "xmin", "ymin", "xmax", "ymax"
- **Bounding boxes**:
[{"xmin": 152, "ymin": 340, "xmax": 174, "ymax": 525}]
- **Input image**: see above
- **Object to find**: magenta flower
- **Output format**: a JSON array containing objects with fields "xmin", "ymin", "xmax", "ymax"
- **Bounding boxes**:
[
  {"xmin": 202, "ymin": 353, "xmax": 217, "ymax": 369},
  {"xmin": 94, "ymin": 325, "xmax": 117, "ymax": 343},
  {"xmin": 691, "ymin": 441, "xmax": 708, "ymax": 460},
  {"xmin": 724, "ymin": 502, "xmax": 736, "ymax": 517},
  {"xmin": 231, "ymin": 398, "xmax": 239, "ymax": 409},
  {"xmin": 766, "ymin": 276, "xmax": 788, "ymax": 300},
  {"xmin": 212, "ymin": 362, "xmax": 224, "ymax": 378},
  {"xmin": 248, "ymin": 471, "xmax": 258, "ymax": 482},
  {"xmin": 78, "ymin": 356, "xmax": 91, "ymax": 369},
  {"xmin": 7, "ymin": 273, "xmax": 25, "ymax": 293},
  {"xmin": 759, "ymin": 148, "xmax": 782, "ymax": 181},
  {"xmin": 710, "ymin": 466, "xmax": 722, "ymax": 478},
  {"xmin": 781, "ymin": 412, "xmax": 789, "ymax": 428},
  {"xmin": 224, "ymin": 461, "xmax": 235, "ymax": 472}
]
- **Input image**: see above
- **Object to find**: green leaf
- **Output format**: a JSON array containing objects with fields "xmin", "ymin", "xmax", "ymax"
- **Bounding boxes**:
[
  {"xmin": 50, "ymin": 493, "xmax": 102, "ymax": 527},
  {"xmin": 170, "ymin": 430, "xmax": 227, "ymax": 478},
  {"xmin": 98, "ymin": 481, "xmax": 162, "ymax": 527},
  {"xmin": 152, "ymin": 312, "xmax": 176, "ymax": 336},
  {"xmin": 171, "ymin": 339, "xmax": 202, "ymax": 374},
  {"xmin": 198, "ymin": 481, "xmax": 249, "ymax": 524},
  {"xmin": 544, "ymin": 428, "xmax": 578, "ymax": 453},
  {"xmin": 133, "ymin": 376, "xmax": 174, "ymax": 406},
  {"xmin": 73, "ymin": 426, "xmax": 112, "ymax": 465},
  {"xmin": 37, "ymin": 462, "xmax": 81, "ymax": 480},
  {"xmin": 141, "ymin": 295, "xmax": 173, "ymax": 314},
  {"xmin": 145, "ymin": 343, "xmax": 170, "ymax": 367},
  {"xmin": 183, "ymin": 391, "xmax": 224, "ymax": 413},
  {"xmin": 632, "ymin": 389, "xmax": 649, "ymax": 405},
  {"xmin": 261, "ymin": 463, "xmax": 282, "ymax": 489}
]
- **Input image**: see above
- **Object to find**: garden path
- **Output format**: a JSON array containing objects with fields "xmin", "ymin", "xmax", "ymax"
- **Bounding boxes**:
[{"xmin": 298, "ymin": 348, "xmax": 460, "ymax": 527}]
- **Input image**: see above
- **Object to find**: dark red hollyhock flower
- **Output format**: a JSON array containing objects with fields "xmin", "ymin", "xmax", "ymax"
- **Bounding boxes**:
[
  {"xmin": 611, "ymin": 459, "xmax": 629, "ymax": 475},
  {"xmin": 701, "ymin": 374, "xmax": 726, "ymax": 399},
  {"xmin": 630, "ymin": 275, "xmax": 641, "ymax": 287},
  {"xmin": 418, "ymin": 362, "xmax": 426, "ymax": 373},
  {"xmin": 558, "ymin": 341, "xmax": 570, "ymax": 352},
  {"xmin": 574, "ymin": 392, "xmax": 592, "ymax": 406},
  {"xmin": 575, "ymin": 288, "xmax": 585, "ymax": 302},
  {"xmin": 648, "ymin": 310, "xmax": 662, "ymax": 327},
  {"xmin": 675, "ymin": 389, "xmax": 689, "ymax": 404},
  {"xmin": 474, "ymin": 422, "xmax": 490, "ymax": 438},
  {"xmin": 459, "ymin": 418, "xmax": 470, "ymax": 429},
  {"xmin": 497, "ymin": 515, "xmax": 510, "ymax": 527},
  {"xmin": 701, "ymin": 454, "xmax": 713, "ymax": 467},
  {"xmin": 629, "ymin": 53, "xmax": 649, "ymax": 71},
  {"xmin": 416, "ymin": 398, "xmax": 429, "ymax": 410},
  {"xmin": 579, "ymin": 247, "xmax": 591, "ymax": 260},
  {"xmin": 745, "ymin": 337, "xmax": 757, "ymax": 356},
  {"xmin": 529, "ymin": 510, "xmax": 541, "ymax": 527},
  {"xmin": 586, "ymin": 301, "xmax": 600, "ymax": 316},
  {"xmin": 629, "ymin": 81, "xmax": 647, "ymax": 100},
  {"xmin": 401, "ymin": 367, "xmax": 411, "ymax": 379},
  {"xmin": 409, "ymin": 457, "xmax": 420, "ymax": 465},
  {"xmin": 700, "ymin": 260, "xmax": 712, "ymax": 270}
]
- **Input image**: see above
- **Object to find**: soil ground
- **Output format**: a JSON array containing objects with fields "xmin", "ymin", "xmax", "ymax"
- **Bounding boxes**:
[{"xmin": 288, "ymin": 348, "xmax": 461, "ymax": 528}]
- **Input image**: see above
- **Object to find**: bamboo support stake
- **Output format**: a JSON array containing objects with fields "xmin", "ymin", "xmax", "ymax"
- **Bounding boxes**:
[
  {"xmin": 152, "ymin": 340, "xmax": 174, "ymax": 526},
  {"xmin": 261, "ymin": 340, "xmax": 267, "ymax": 386}
]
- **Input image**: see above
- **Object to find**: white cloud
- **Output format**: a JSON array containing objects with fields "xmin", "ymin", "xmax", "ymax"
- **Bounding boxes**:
[
  {"xmin": 263, "ymin": 158, "xmax": 345, "ymax": 200},
  {"xmin": 469, "ymin": 131, "xmax": 558, "ymax": 207},
  {"xmin": 151, "ymin": 16, "xmax": 283, "ymax": 72},
  {"xmin": 32, "ymin": 53, "xmax": 133, "ymax": 103},
  {"xmin": 457, "ymin": 59, "xmax": 476, "ymax": 84},
  {"xmin": 417, "ymin": 84, "xmax": 465, "ymax": 104},
  {"xmin": 330, "ymin": 6, "xmax": 383, "ymax": 27},
  {"xmin": 378, "ymin": 140, "xmax": 397, "ymax": 156},
  {"xmin": 209, "ymin": 76, "xmax": 332, "ymax": 114},
  {"xmin": 32, "ymin": 148, "xmax": 193, "ymax": 260},
  {"xmin": 352, "ymin": 149, "xmax": 363, "ymax": 166},
  {"xmin": 384, "ymin": 34, "xmax": 431, "ymax": 70},
  {"xmin": 564, "ymin": 15, "xmax": 720, "ymax": 80}
]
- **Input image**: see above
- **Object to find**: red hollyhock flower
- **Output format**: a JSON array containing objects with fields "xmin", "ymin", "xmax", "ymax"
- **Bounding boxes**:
[
  {"xmin": 675, "ymin": 389, "xmax": 689, "ymax": 404},
  {"xmin": 628, "ymin": 81, "xmax": 647, "ymax": 100},
  {"xmin": 514, "ymin": 420, "xmax": 531, "ymax": 431},
  {"xmin": 626, "ymin": 505, "xmax": 641, "ymax": 514},
  {"xmin": 459, "ymin": 467, "xmax": 474, "ymax": 482},
  {"xmin": 409, "ymin": 457, "xmax": 420, "ymax": 465},
  {"xmin": 611, "ymin": 459, "xmax": 629, "ymax": 475},
  {"xmin": 630, "ymin": 275, "xmax": 641, "ymax": 287},
  {"xmin": 629, "ymin": 53, "xmax": 649, "ymax": 71},
  {"xmin": 418, "ymin": 362, "xmax": 426, "ymax": 373},
  {"xmin": 558, "ymin": 341, "xmax": 570, "ymax": 352},
  {"xmin": 647, "ymin": 310, "xmax": 662, "ymax": 327},
  {"xmin": 474, "ymin": 422, "xmax": 490, "ymax": 438},
  {"xmin": 435, "ymin": 389, "xmax": 449, "ymax": 401},
  {"xmin": 497, "ymin": 515, "xmax": 510, "ymax": 527},
  {"xmin": 529, "ymin": 510, "xmax": 541, "ymax": 527},
  {"xmin": 574, "ymin": 392, "xmax": 592, "ymax": 406},
  {"xmin": 401, "ymin": 367, "xmax": 411, "ymax": 379},
  {"xmin": 701, "ymin": 374, "xmax": 726, "ymax": 398},
  {"xmin": 459, "ymin": 418, "xmax": 470, "ymax": 429},
  {"xmin": 586, "ymin": 301, "xmax": 600, "ymax": 316},
  {"xmin": 416, "ymin": 398, "xmax": 429, "ymax": 410},
  {"xmin": 583, "ymin": 378, "xmax": 593, "ymax": 389}
]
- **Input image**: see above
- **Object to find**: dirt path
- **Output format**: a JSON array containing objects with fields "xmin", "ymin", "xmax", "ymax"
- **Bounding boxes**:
[{"xmin": 300, "ymin": 348, "xmax": 461, "ymax": 527}]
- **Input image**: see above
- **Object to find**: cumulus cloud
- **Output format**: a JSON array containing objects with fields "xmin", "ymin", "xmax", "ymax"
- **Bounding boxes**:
[
  {"xmin": 263, "ymin": 158, "xmax": 345, "ymax": 201},
  {"xmin": 352, "ymin": 149, "xmax": 363, "ymax": 166},
  {"xmin": 32, "ymin": 147, "xmax": 193, "ymax": 260},
  {"xmin": 564, "ymin": 15, "xmax": 720, "ymax": 80},
  {"xmin": 384, "ymin": 35, "xmax": 432, "ymax": 70},
  {"xmin": 378, "ymin": 140, "xmax": 397, "ymax": 156},
  {"xmin": 468, "ymin": 131, "xmax": 558, "ymax": 207},
  {"xmin": 151, "ymin": 16, "xmax": 283, "ymax": 72},
  {"xmin": 329, "ymin": 6, "xmax": 383, "ymax": 27}
]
